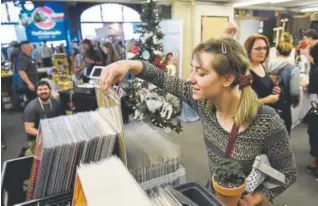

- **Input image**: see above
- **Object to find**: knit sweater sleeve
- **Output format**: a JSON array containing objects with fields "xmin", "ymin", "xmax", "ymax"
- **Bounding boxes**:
[
  {"xmin": 136, "ymin": 61, "xmax": 199, "ymax": 112},
  {"xmin": 257, "ymin": 112, "xmax": 297, "ymax": 200}
]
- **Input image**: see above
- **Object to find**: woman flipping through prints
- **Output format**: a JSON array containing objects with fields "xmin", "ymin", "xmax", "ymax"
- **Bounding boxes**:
[{"xmin": 100, "ymin": 29, "xmax": 296, "ymax": 206}]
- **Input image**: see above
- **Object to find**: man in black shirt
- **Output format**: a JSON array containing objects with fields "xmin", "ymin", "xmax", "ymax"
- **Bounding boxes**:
[
  {"xmin": 303, "ymin": 29, "xmax": 318, "ymax": 95},
  {"xmin": 24, "ymin": 81, "xmax": 63, "ymax": 153},
  {"xmin": 16, "ymin": 41, "xmax": 39, "ymax": 102},
  {"xmin": 302, "ymin": 29, "xmax": 318, "ymax": 181}
]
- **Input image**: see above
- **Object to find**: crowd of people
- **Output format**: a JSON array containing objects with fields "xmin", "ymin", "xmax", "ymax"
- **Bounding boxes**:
[
  {"xmin": 70, "ymin": 39, "xmax": 124, "ymax": 83},
  {"xmin": 2, "ymin": 22, "xmax": 318, "ymax": 205}
]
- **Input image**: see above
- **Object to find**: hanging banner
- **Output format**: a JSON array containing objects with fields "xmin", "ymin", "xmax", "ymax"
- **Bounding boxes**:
[
  {"xmin": 159, "ymin": 19, "xmax": 183, "ymax": 78},
  {"xmin": 24, "ymin": 2, "xmax": 66, "ymax": 42}
]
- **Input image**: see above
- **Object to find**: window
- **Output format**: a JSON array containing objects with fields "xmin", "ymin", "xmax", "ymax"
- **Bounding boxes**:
[
  {"xmin": 81, "ymin": 23, "xmax": 104, "ymax": 39},
  {"xmin": 80, "ymin": 5, "xmax": 102, "ymax": 22},
  {"xmin": 1, "ymin": 25, "xmax": 18, "ymax": 44},
  {"xmin": 81, "ymin": 3, "xmax": 141, "ymax": 40},
  {"xmin": 100, "ymin": 4, "xmax": 123, "ymax": 22},
  {"xmin": 123, "ymin": 6, "xmax": 140, "ymax": 22},
  {"xmin": 80, "ymin": 3, "xmax": 140, "ymax": 23},
  {"xmin": 1, "ymin": 2, "xmax": 22, "ymax": 23}
]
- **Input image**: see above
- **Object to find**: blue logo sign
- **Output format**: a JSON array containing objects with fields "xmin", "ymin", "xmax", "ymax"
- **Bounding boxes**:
[{"xmin": 24, "ymin": 2, "xmax": 66, "ymax": 42}]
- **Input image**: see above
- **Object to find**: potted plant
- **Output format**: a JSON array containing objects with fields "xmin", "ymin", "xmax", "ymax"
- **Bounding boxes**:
[{"xmin": 212, "ymin": 158, "xmax": 246, "ymax": 206}]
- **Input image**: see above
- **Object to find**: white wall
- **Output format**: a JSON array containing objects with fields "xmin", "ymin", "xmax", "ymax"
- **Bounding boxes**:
[
  {"xmin": 195, "ymin": 2, "xmax": 234, "ymax": 46},
  {"xmin": 238, "ymin": 19, "xmax": 260, "ymax": 45},
  {"xmin": 172, "ymin": 1, "xmax": 193, "ymax": 79}
]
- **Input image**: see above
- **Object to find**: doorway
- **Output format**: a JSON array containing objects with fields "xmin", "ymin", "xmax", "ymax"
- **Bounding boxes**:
[{"xmin": 201, "ymin": 16, "xmax": 229, "ymax": 41}]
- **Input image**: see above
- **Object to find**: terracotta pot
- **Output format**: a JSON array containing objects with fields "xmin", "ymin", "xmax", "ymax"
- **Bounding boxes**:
[{"xmin": 212, "ymin": 175, "xmax": 246, "ymax": 206}]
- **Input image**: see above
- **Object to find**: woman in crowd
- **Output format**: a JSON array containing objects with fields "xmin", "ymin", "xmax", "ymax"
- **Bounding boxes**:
[
  {"xmin": 100, "ymin": 37, "xmax": 296, "ymax": 205},
  {"xmin": 163, "ymin": 53, "xmax": 177, "ymax": 76},
  {"xmin": 281, "ymin": 33, "xmax": 296, "ymax": 66},
  {"xmin": 102, "ymin": 42, "xmax": 120, "ymax": 65},
  {"xmin": 244, "ymin": 34, "xmax": 281, "ymax": 108},
  {"xmin": 302, "ymin": 29, "xmax": 318, "ymax": 179},
  {"xmin": 268, "ymin": 41, "xmax": 300, "ymax": 134}
]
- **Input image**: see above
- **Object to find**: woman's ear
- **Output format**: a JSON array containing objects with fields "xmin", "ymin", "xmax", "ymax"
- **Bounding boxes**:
[{"xmin": 222, "ymin": 73, "xmax": 236, "ymax": 87}]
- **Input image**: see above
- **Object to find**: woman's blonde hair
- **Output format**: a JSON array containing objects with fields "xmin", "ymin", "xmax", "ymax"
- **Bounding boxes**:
[
  {"xmin": 276, "ymin": 41, "xmax": 293, "ymax": 57},
  {"xmin": 282, "ymin": 32, "xmax": 293, "ymax": 44},
  {"xmin": 193, "ymin": 37, "xmax": 259, "ymax": 125}
]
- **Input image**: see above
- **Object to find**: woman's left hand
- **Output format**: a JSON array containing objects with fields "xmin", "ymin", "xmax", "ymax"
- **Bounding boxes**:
[
  {"xmin": 238, "ymin": 193, "xmax": 263, "ymax": 206},
  {"xmin": 272, "ymin": 86, "xmax": 281, "ymax": 96}
]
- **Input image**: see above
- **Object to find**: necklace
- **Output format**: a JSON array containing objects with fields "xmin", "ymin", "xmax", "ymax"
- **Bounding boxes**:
[{"xmin": 39, "ymin": 98, "xmax": 52, "ymax": 119}]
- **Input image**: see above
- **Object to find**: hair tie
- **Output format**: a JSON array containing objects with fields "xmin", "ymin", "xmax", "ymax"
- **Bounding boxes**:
[{"xmin": 238, "ymin": 74, "xmax": 253, "ymax": 90}]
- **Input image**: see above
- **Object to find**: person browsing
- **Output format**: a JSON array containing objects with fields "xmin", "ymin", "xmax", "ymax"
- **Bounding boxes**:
[{"xmin": 100, "ymin": 37, "xmax": 296, "ymax": 205}]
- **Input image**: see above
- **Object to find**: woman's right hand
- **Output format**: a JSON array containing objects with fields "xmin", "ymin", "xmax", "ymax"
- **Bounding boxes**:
[{"xmin": 100, "ymin": 60, "xmax": 130, "ymax": 92}]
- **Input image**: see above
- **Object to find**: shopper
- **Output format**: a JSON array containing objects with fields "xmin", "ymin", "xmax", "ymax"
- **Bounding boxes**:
[
  {"xmin": 50, "ymin": 43, "xmax": 56, "ymax": 54},
  {"xmin": 41, "ymin": 41, "xmax": 53, "ymax": 67},
  {"xmin": 244, "ymin": 34, "xmax": 281, "ymax": 109},
  {"xmin": 100, "ymin": 37, "xmax": 297, "ymax": 205},
  {"xmin": 118, "ymin": 41, "xmax": 126, "ymax": 60},
  {"xmin": 268, "ymin": 41, "xmax": 300, "ymax": 135},
  {"xmin": 163, "ymin": 53, "xmax": 177, "ymax": 76},
  {"xmin": 7, "ymin": 41, "xmax": 21, "ymax": 72},
  {"xmin": 23, "ymin": 81, "xmax": 63, "ymax": 154},
  {"xmin": 102, "ymin": 42, "xmax": 120, "ymax": 65},
  {"xmin": 16, "ymin": 41, "xmax": 39, "ymax": 103},
  {"xmin": 302, "ymin": 29, "xmax": 318, "ymax": 179}
]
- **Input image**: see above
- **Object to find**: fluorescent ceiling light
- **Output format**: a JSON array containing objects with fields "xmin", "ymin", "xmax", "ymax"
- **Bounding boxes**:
[
  {"xmin": 233, "ymin": 0, "xmax": 269, "ymax": 8},
  {"xmin": 301, "ymin": 7, "xmax": 318, "ymax": 12},
  {"xmin": 233, "ymin": 0, "xmax": 293, "ymax": 8},
  {"xmin": 270, "ymin": 0, "xmax": 293, "ymax": 3}
]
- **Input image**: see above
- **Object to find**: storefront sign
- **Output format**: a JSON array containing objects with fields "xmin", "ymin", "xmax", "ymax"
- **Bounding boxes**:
[{"xmin": 24, "ymin": 2, "xmax": 66, "ymax": 42}]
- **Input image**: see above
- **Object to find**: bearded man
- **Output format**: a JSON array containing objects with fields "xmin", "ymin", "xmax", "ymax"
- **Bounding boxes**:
[{"xmin": 23, "ymin": 81, "xmax": 63, "ymax": 153}]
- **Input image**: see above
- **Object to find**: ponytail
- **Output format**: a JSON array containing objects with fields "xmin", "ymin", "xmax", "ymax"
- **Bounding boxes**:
[{"xmin": 235, "ymin": 85, "xmax": 259, "ymax": 125}]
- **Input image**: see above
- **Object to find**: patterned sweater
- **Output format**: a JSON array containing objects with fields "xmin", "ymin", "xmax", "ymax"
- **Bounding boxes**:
[{"xmin": 138, "ymin": 61, "xmax": 297, "ymax": 200}]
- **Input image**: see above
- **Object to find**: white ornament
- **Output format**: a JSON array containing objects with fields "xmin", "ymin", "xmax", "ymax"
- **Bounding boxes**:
[
  {"xmin": 160, "ymin": 101, "xmax": 173, "ymax": 120},
  {"xmin": 138, "ymin": 88, "xmax": 149, "ymax": 103},
  {"xmin": 148, "ymin": 84, "xmax": 157, "ymax": 91},
  {"xmin": 153, "ymin": 36, "xmax": 158, "ymax": 44},
  {"xmin": 127, "ymin": 52, "xmax": 136, "ymax": 60},
  {"xmin": 140, "ymin": 37, "xmax": 146, "ymax": 44},
  {"xmin": 165, "ymin": 93, "xmax": 180, "ymax": 109},
  {"xmin": 146, "ymin": 92, "xmax": 163, "ymax": 113},
  {"xmin": 153, "ymin": 50, "xmax": 162, "ymax": 56}
]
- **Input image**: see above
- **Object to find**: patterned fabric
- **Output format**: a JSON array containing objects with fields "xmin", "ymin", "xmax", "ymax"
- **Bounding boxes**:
[{"xmin": 137, "ymin": 61, "xmax": 297, "ymax": 201}]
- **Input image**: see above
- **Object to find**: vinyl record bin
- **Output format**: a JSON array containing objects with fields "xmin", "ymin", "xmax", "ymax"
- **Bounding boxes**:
[
  {"xmin": 1, "ymin": 156, "xmax": 33, "ymax": 206},
  {"xmin": 1, "ymin": 137, "xmax": 120, "ymax": 206}
]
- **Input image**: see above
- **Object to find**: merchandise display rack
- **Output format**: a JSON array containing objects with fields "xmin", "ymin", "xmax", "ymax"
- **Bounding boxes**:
[{"xmin": 2, "ymin": 155, "xmax": 220, "ymax": 206}]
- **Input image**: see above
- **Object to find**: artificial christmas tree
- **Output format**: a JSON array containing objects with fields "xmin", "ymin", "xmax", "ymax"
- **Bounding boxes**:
[
  {"xmin": 133, "ymin": 0, "xmax": 164, "ymax": 63},
  {"xmin": 123, "ymin": 0, "xmax": 182, "ymax": 133}
]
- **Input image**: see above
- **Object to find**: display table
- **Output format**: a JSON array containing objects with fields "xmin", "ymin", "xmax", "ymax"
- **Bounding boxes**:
[{"xmin": 1, "ymin": 67, "xmax": 51, "ymax": 78}]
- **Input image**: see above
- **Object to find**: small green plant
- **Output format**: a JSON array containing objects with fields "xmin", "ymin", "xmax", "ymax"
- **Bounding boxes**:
[{"xmin": 214, "ymin": 158, "xmax": 245, "ymax": 188}]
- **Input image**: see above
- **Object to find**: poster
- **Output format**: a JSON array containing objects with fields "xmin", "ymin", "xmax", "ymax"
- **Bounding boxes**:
[
  {"xmin": 24, "ymin": 2, "xmax": 66, "ymax": 42},
  {"xmin": 159, "ymin": 19, "xmax": 183, "ymax": 78},
  {"xmin": 95, "ymin": 23, "xmax": 124, "ymax": 40}
]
